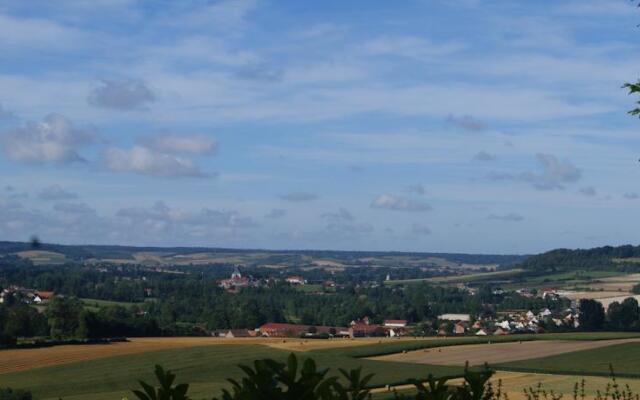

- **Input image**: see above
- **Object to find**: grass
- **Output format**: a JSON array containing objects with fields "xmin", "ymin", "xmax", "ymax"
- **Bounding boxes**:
[
  {"xmin": 323, "ymin": 332, "xmax": 640, "ymax": 359},
  {"xmin": 495, "ymin": 342, "xmax": 640, "ymax": 378},
  {"xmin": 80, "ymin": 297, "xmax": 153, "ymax": 310}
]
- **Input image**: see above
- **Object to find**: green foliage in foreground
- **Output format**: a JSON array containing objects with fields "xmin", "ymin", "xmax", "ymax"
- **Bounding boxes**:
[
  {"xmin": 624, "ymin": 80, "xmax": 640, "ymax": 117},
  {"xmin": 134, "ymin": 353, "xmax": 494, "ymax": 400},
  {"xmin": 0, "ymin": 388, "xmax": 32, "ymax": 400}
]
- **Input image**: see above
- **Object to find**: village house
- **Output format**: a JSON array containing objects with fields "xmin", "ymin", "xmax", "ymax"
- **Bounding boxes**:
[
  {"xmin": 258, "ymin": 322, "xmax": 349, "ymax": 338},
  {"xmin": 383, "ymin": 319, "xmax": 407, "ymax": 328},
  {"xmin": 285, "ymin": 276, "xmax": 306, "ymax": 285},
  {"xmin": 438, "ymin": 313, "xmax": 471, "ymax": 322},
  {"xmin": 494, "ymin": 327, "xmax": 509, "ymax": 335},
  {"xmin": 224, "ymin": 329, "xmax": 253, "ymax": 338},
  {"xmin": 453, "ymin": 322, "xmax": 467, "ymax": 335},
  {"xmin": 33, "ymin": 291, "xmax": 54, "ymax": 303}
]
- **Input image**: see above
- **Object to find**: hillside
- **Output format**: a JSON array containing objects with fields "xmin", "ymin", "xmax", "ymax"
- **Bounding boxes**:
[
  {"xmin": 518, "ymin": 244, "xmax": 640, "ymax": 274},
  {"xmin": 0, "ymin": 241, "xmax": 527, "ymax": 269}
]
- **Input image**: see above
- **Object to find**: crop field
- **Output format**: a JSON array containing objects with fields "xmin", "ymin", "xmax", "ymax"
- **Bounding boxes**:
[
  {"xmin": 371, "ymin": 338, "xmax": 640, "ymax": 366},
  {"xmin": 15, "ymin": 250, "xmax": 67, "ymax": 265},
  {"xmin": 0, "ymin": 339, "xmax": 462, "ymax": 400},
  {"xmin": 3, "ymin": 333, "xmax": 640, "ymax": 399},
  {"xmin": 0, "ymin": 336, "xmax": 416, "ymax": 375},
  {"xmin": 496, "ymin": 342, "xmax": 640, "ymax": 378}
]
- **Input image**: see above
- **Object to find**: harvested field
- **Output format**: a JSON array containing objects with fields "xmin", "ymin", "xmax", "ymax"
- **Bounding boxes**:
[
  {"xmin": 370, "ymin": 338, "xmax": 640, "ymax": 366},
  {"xmin": 0, "ymin": 336, "xmax": 413, "ymax": 375}
]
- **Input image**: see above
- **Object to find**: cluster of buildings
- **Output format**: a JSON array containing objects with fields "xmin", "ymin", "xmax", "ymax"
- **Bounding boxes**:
[
  {"xmin": 217, "ymin": 267, "xmax": 312, "ymax": 291},
  {"xmin": 437, "ymin": 307, "xmax": 580, "ymax": 336},
  {"xmin": 0, "ymin": 286, "xmax": 55, "ymax": 305},
  {"xmin": 218, "ymin": 267, "xmax": 260, "ymax": 291},
  {"xmin": 213, "ymin": 317, "xmax": 409, "ymax": 338}
]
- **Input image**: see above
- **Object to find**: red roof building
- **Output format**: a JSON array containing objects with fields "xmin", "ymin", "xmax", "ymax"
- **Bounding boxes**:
[{"xmin": 258, "ymin": 323, "xmax": 348, "ymax": 337}]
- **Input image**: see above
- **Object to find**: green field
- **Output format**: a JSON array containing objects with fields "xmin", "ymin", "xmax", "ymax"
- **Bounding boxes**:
[
  {"xmin": 385, "ymin": 269, "xmax": 525, "ymax": 286},
  {"xmin": 0, "ymin": 344, "xmax": 461, "ymax": 400},
  {"xmin": 503, "ymin": 270, "xmax": 625, "ymax": 290},
  {"xmin": 495, "ymin": 342, "xmax": 640, "ymax": 378},
  {"xmin": 80, "ymin": 298, "xmax": 153, "ymax": 311}
]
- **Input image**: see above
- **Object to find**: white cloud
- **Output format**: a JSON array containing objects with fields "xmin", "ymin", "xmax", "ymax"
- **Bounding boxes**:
[
  {"xmin": 88, "ymin": 79, "xmax": 156, "ymax": 111},
  {"xmin": 406, "ymin": 184, "xmax": 428, "ymax": 195},
  {"xmin": 297, "ymin": 23, "xmax": 349, "ymax": 39},
  {"xmin": 578, "ymin": 186, "xmax": 597, "ymax": 197},
  {"xmin": 371, "ymin": 194, "xmax": 432, "ymax": 212},
  {"xmin": 0, "ymin": 103, "xmax": 15, "ymax": 120},
  {"xmin": 363, "ymin": 36, "xmax": 464, "ymax": 59},
  {"xmin": 279, "ymin": 192, "xmax": 318, "ymax": 202},
  {"xmin": 265, "ymin": 209, "xmax": 287, "ymax": 219},
  {"xmin": 1, "ymin": 114, "xmax": 93, "ymax": 164},
  {"xmin": 0, "ymin": 13, "xmax": 86, "ymax": 49},
  {"xmin": 489, "ymin": 153, "xmax": 582, "ymax": 191},
  {"xmin": 38, "ymin": 185, "xmax": 79, "ymax": 201},
  {"xmin": 321, "ymin": 208, "xmax": 354, "ymax": 223},
  {"xmin": 411, "ymin": 223, "xmax": 432, "ymax": 236},
  {"xmin": 623, "ymin": 192, "xmax": 639, "ymax": 200},
  {"xmin": 321, "ymin": 208, "xmax": 373, "ymax": 236},
  {"xmin": 488, "ymin": 213, "xmax": 524, "ymax": 222},
  {"xmin": 104, "ymin": 146, "xmax": 208, "ymax": 178},
  {"xmin": 473, "ymin": 151, "xmax": 496, "ymax": 161},
  {"xmin": 447, "ymin": 115, "xmax": 487, "ymax": 132},
  {"xmin": 141, "ymin": 133, "xmax": 217, "ymax": 155}
]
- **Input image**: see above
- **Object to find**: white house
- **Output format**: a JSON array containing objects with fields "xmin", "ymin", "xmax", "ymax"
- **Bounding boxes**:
[
  {"xmin": 383, "ymin": 319, "xmax": 408, "ymax": 328},
  {"xmin": 438, "ymin": 314, "xmax": 471, "ymax": 322}
]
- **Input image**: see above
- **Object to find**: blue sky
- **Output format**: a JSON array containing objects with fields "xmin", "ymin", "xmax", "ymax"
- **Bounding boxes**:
[{"xmin": 1, "ymin": 0, "xmax": 639, "ymax": 254}]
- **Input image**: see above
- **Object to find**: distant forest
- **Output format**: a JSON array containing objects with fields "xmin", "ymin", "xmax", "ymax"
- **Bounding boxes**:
[{"xmin": 519, "ymin": 244, "xmax": 640, "ymax": 274}]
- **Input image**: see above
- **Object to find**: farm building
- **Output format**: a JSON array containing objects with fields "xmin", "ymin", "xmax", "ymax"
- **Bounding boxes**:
[
  {"xmin": 285, "ymin": 276, "xmax": 306, "ymax": 285},
  {"xmin": 258, "ymin": 322, "xmax": 348, "ymax": 337},
  {"xmin": 224, "ymin": 329, "xmax": 253, "ymax": 338},
  {"xmin": 383, "ymin": 319, "xmax": 407, "ymax": 328},
  {"xmin": 438, "ymin": 313, "xmax": 471, "ymax": 322}
]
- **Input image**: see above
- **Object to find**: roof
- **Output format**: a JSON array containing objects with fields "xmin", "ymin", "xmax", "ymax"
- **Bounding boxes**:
[
  {"xmin": 350, "ymin": 323, "xmax": 383, "ymax": 333},
  {"xmin": 35, "ymin": 291, "xmax": 54, "ymax": 299},
  {"xmin": 259, "ymin": 323, "xmax": 346, "ymax": 334},
  {"xmin": 226, "ymin": 329, "xmax": 251, "ymax": 337}
]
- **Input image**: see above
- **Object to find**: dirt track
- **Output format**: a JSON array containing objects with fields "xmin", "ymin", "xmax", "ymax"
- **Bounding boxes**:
[{"xmin": 371, "ymin": 338, "xmax": 640, "ymax": 366}]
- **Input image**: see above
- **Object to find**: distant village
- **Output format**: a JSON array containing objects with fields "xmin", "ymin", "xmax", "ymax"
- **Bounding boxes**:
[
  {"xmin": 1, "ymin": 266, "xmax": 583, "ymax": 339},
  {"xmin": 211, "ymin": 267, "xmax": 582, "ymax": 339}
]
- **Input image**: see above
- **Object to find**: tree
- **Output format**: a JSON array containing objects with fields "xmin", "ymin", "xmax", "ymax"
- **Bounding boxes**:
[
  {"xmin": 4, "ymin": 304, "xmax": 47, "ymax": 338},
  {"xmin": 623, "ymin": 81, "xmax": 640, "ymax": 117},
  {"xmin": 579, "ymin": 299, "xmax": 605, "ymax": 331},
  {"xmin": 46, "ymin": 297, "xmax": 85, "ymax": 339}
]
